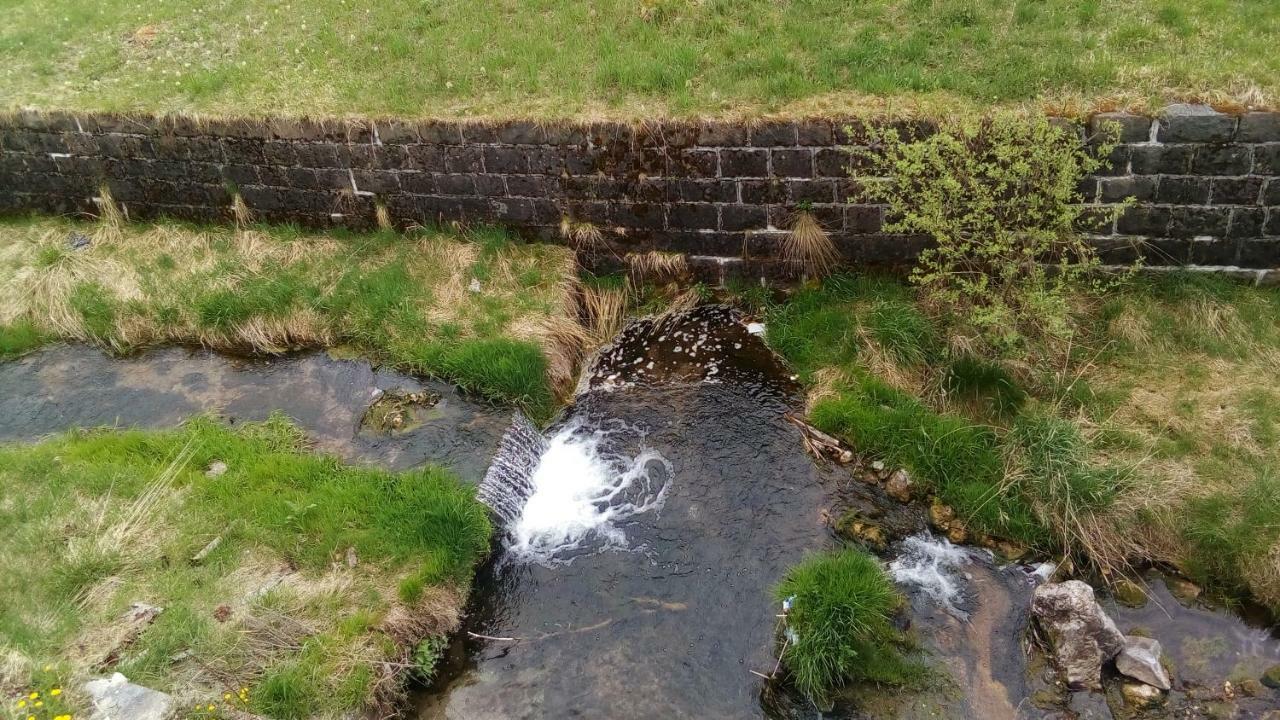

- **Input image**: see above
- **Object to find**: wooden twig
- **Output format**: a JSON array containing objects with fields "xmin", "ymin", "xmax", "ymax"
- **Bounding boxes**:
[{"xmin": 466, "ymin": 631, "xmax": 521, "ymax": 642}]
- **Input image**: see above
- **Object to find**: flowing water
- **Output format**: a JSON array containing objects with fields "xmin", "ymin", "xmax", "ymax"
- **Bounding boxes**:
[
  {"xmin": 417, "ymin": 305, "xmax": 830, "ymax": 719},
  {"xmin": 0, "ymin": 344, "xmax": 509, "ymax": 480},
  {"xmin": 6, "ymin": 327, "xmax": 1280, "ymax": 720}
]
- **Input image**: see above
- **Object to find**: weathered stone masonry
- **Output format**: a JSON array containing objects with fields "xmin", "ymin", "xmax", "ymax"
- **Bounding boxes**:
[{"xmin": 1, "ymin": 104, "xmax": 1278, "ymax": 284}]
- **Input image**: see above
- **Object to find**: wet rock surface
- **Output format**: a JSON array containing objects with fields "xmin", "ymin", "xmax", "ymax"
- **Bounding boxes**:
[
  {"xmin": 1033, "ymin": 581, "xmax": 1127, "ymax": 689},
  {"xmin": 0, "ymin": 344, "xmax": 509, "ymax": 482}
]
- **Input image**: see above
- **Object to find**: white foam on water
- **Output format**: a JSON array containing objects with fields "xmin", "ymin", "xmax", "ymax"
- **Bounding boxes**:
[
  {"xmin": 506, "ymin": 418, "xmax": 670, "ymax": 565},
  {"xmin": 889, "ymin": 533, "xmax": 976, "ymax": 619}
]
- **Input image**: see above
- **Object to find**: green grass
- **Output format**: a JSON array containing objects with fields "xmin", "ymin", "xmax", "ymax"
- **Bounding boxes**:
[
  {"xmin": 0, "ymin": 0, "xmax": 1276, "ymax": 118},
  {"xmin": 0, "ymin": 216, "xmax": 576, "ymax": 419},
  {"xmin": 774, "ymin": 549, "xmax": 916, "ymax": 704},
  {"xmin": 0, "ymin": 319, "xmax": 45, "ymax": 358},
  {"xmin": 765, "ymin": 271, "xmax": 1280, "ymax": 612},
  {"xmin": 0, "ymin": 415, "xmax": 492, "ymax": 717}
]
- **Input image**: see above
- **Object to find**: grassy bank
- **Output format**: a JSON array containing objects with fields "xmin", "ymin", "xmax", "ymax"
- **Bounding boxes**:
[
  {"xmin": 0, "ymin": 0, "xmax": 1276, "ymax": 118},
  {"xmin": 762, "ymin": 272, "xmax": 1280, "ymax": 608},
  {"xmin": 0, "ymin": 215, "xmax": 579, "ymax": 419},
  {"xmin": 0, "ymin": 415, "xmax": 491, "ymax": 718}
]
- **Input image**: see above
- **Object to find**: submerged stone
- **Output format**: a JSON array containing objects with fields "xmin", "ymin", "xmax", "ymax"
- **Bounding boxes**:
[
  {"xmin": 1120, "ymin": 681, "xmax": 1165, "ymax": 708},
  {"xmin": 1116, "ymin": 636, "xmax": 1172, "ymax": 690},
  {"xmin": 1112, "ymin": 578, "xmax": 1148, "ymax": 608},
  {"xmin": 1261, "ymin": 663, "xmax": 1280, "ymax": 689}
]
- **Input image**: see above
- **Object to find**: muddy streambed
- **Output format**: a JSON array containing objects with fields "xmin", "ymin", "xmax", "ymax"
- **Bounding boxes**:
[{"xmin": 3, "ymin": 325, "xmax": 1280, "ymax": 720}]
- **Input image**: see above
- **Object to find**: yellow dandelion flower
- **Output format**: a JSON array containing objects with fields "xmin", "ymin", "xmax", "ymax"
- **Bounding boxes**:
[
  {"xmin": 43, "ymin": 664, "xmax": 52, "ymax": 672},
  {"xmin": 34, "ymin": 701, "xmax": 44, "ymax": 707},
  {"xmin": 224, "ymin": 693, "xmax": 232, "ymax": 700},
  {"xmin": 28, "ymin": 692, "xmax": 38, "ymax": 699},
  {"xmin": 18, "ymin": 700, "xmax": 26, "ymax": 708},
  {"xmin": 207, "ymin": 704, "xmax": 215, "ymax": 711},
  {"xmin": 51, "ymin": 688, "xmax": 62, "ymax": 696}
]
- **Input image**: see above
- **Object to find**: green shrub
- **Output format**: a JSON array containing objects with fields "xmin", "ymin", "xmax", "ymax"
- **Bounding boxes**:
[
  {"xmin": 774, "ymin": 549, "xmax": 915, "ymax": 703},
  {"xmin": 860, "ymin": 114, "xmax": 1126, "ymax": 353}
]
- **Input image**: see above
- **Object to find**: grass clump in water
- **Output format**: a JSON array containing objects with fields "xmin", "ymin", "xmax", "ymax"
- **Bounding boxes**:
[
  {"xmin": 774, "ymin": 549, "xmax": 917, "ymax": 704},
  {"xmin": 0, "ymin": 414, "xmax": 492, "ymax": 717}
]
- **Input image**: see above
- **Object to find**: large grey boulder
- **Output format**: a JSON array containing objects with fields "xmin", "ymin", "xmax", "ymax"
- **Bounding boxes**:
[
  {"xmin": 83, "ymin": 673, "xmax": 175, "ymax": 720},
  {"xmin": 1116, "ymin": 636, "xmax": 1172, "ymax": 690},
  {"xmin": 1031, "ymin": 580, "xmax": 1126, "ymax": 689}
]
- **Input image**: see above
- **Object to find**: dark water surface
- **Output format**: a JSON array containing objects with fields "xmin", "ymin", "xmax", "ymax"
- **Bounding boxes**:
[{"xmin": 0, "ymin": 344, "xmax": 508, "ymax": 481}]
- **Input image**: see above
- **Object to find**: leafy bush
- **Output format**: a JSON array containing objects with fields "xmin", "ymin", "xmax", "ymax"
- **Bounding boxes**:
[
  {"xmin": 774, "ymin": 549, "xmax": 915, "ymax": 704},
  {"xmin": 860, "ymin": 114, "xmax": 1125, "ymax": 353}
]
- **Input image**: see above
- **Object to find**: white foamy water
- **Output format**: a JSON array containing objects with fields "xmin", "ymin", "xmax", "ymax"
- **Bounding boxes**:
[
  {"xmin": 889, "ymin": 533, "xmax": 978, "ymax": 619},
  {"xmin": 506, "ymin": 418, "xmax": 671, "ymax": 565}
]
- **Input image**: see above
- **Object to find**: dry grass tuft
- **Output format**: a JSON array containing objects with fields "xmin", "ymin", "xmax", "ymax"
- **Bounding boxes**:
[
  {"xmin": 375, "ymin": 201, "xmax": 394, "ymax": 231},
  {"xmin": 231, "ymin": 192, "xmax": 254, "ymax": 228},
  {"xmin": 581, "ymin": 284, "xmax": 629, "ymax": 345},
  {"xmin": 560, "ymin": 217, "xmax": 608, "ymax": 255},
  {"xmin": 782, "ymin": 210, "xmax": 840, "ymax": 278},
  {"xmin": 626, "ymin": 251, "xmax": 687, "ymax": 285}
]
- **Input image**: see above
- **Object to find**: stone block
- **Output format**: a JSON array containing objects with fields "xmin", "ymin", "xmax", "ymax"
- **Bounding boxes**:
[
  {"xmin": 668, "ymin": 202, "xmax": 719, "ymax": 230},
  {"xmin": 738, "ymin": 179, "xmax": 786, "ymax": 204},
  {"xmin": 1192, "ymin": 145, "xmax": 1252, "ymax": 175},
  {"xmin": 1264, "ymin": 179, "xmax": 1280, "ymax": 206},
  {"xmin": 720, "ymin": 204, "xmax": 768, "ymax": 231},
  {"xmin": 749, "ymin": 122, "xmax": 797, "ymax": 147},
  {"xmin": 696, "ymin": 121, "xmax": 748, "ymax": 147},
  {"xmin": 504, "ymin": 175, "xmax": 549, "ymax": 197},
  {"xmin": 1167, "ymin": 206, "xmax": 1230, "ymax": 237},
  {"xmin": 1089, "ymin": 113, "xmax": 1152, "ymax": 143},
  {"xmin": 795, "ymin": 120, "xmax": 835, "ymax": 146},
  {"xmin": 418, "ymin": 121, "xmax": 464, "ymax": 144},
  {"xmin": 444, "ymin": 146, "xmax": 484, "ymax": 173},
  {"xmin": 406, "ymin": 145, "xmax": 447, "ymax": 172},
  {"xmin": 1155, "ymin": 176, "xmax": 1210, "ymax": 205},
  {"xmin": 770, "ymin": 148, "xmax": 814, "ymax": 178},
  {"xmin": 1212, "ymin": 177, "xmax": 1263, "ymax": 205},
  {"xmin": 1228, "ymin": 208, "xmax": 1266, "ymax": 238},
  {"xmin": 674, "ymin": 179, "xmax": 737, "ymax": 203},
  {"xmin": 1236, "ymin": 112, "xmax": 1280, "ymax": 143},
  {"xmin": 294, "ymin": 143, "xmax": 341, "ymax": 168},
  {"xmin": 1130, "ymin": 145, "xmax": 1194, "ymax": 175},
  {"xmin": 1117, "ymin": 205, "xmax": 1171, "ymax": 236},
  {"xmin": 814, "ymin": 147, "xmax": 853, "ymax": 177},
  {"xmin": 672, "ymin": 149, "xmax": 718, "ymax": 178},
  {"xmin": 787, "ymin": 179, "xmax": 836, "ymax": 204},
  {"xmin": 398, "ymin": 171, "xmax": 436, "ymax": 195},
  {"xmin": 611, "ymin": 202, "xmax": 666, "ymax": 230},
  {"xmin": 720, "ymin": 149, "xmax": 769, "ymax": 177},
  {"xmin": 1157, "ymin": 104, "xmax": 1237, "ymax": 143},
  {"xmin": 1254, "ymin": 144, "xmax": 1280, "ymax": 175},
  {"xmin": 1099, "ymin": 176, "xmax": 1156, "ymax": 203},
  {"xmin": 434, "ymin": 173, "xmax": 477, "ymax": 196},
  {"xmin": 351, "ymin": 169, "xmax": 400, "ymax": 194},
  {"xmin": 846, "ymin": 205, "xmax": 884, "ymax": 234},
  {"xmin": 474, "ymin": 174, "xmax": 509, "ymax": 197}
]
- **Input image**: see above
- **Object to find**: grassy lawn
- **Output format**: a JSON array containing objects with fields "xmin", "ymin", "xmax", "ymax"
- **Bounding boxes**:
[
  {"xmin": 0, "ymin": 415, "xmax": 491, "ymax": 719},
  {"xmin": 759, "ymin": 272, "xmax": 1280, "ymax": 609},
  {"xmin": 0, "ymin": 0, "xmax": 1276, "ymax": 119},
  {"xmin": 0, "ymin": 215, "xmax": 579, "ymax": 420}
]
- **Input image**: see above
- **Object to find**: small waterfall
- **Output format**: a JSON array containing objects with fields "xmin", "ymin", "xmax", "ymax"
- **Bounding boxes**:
[
  {"xmin": 477, "ymin": 412, "xmax": 672, "ymax": 565},
  {"xmin": 889, "ymin": 533, "xmax": 981, "ymax": 620},
  {"xmin": 477, "ymin": 412, "xmax": 548, "ymax": 526}
]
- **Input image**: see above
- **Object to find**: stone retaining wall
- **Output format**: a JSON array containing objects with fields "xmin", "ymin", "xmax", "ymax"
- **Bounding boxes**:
[{"xmin": 2, "ymin": 105, "xmax": 1278, "ymax": 284}]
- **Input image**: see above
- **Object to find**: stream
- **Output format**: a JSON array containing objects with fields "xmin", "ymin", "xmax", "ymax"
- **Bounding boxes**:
[{"xmin": 3, "ymin": 312, "xmax": 1280, "ymax": 720}]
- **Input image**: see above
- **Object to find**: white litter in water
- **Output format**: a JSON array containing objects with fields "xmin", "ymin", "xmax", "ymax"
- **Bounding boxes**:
[
  {"xmin": 889, "ymin": 533, "xmax": 975, "ymax": 619},
  {"xmin": 506, "ymin": 418, "xmax": 671, "ymax": 565},
  {"xmin": 746, "ymin": 322, "xmax": 765, "ymax": 335}
]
